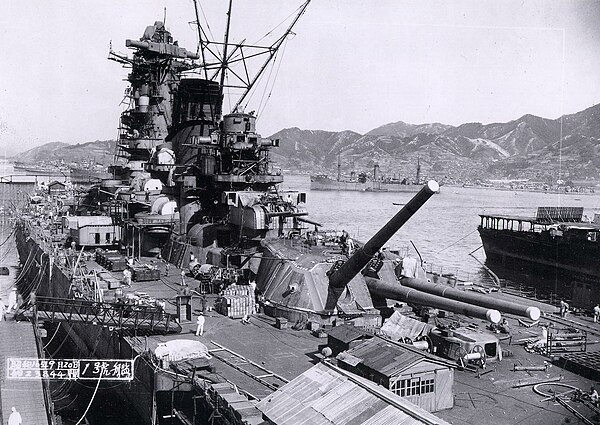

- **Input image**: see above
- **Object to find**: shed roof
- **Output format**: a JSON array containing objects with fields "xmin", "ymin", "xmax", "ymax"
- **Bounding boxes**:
[
  {"xmin": 257, "ymin": 362, "xmax": 450, "ymax": 425},
  {"xmin": 74, "ymin": 216, "xmax": 114, "ymax": 228},
  {"xmin": 338, "ymin": 337, "xmax": 455, "ymax": 377},
  {"xmin": 327, "ymin": 324, "xmax": 372, "ymax": 344},
  {"xmin": 48, "ymin": 180, "xmax": 66, "ymax": 188}
]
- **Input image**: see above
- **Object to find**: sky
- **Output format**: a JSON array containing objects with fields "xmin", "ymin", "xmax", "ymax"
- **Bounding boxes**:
[{"xmin": 1, "ymin": 0, "xmax": 600, "ymax": 156}]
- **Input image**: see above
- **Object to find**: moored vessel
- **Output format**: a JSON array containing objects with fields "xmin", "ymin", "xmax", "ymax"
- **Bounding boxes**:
[
  {"xmin": 311, "ymin": 159, "xmax": 424, "ymax": 192},
  {"xmin": 479, "ymin": 206, "xmax": 600, "ymax": 307}
]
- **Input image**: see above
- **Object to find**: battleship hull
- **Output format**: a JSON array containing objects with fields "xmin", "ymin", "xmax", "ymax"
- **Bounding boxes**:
[{"xmin": 13, "ymin": 223, "xmax": 156, "ymax": 422}]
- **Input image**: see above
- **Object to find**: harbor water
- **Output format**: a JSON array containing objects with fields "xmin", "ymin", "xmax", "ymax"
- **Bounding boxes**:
[
  {"xmin": 285, "ymin": 174, "xmax": 600, "ymax": 300},
  {"xmin": 4, "ymin": 168, "xmax": 599, "ymax": 301}
]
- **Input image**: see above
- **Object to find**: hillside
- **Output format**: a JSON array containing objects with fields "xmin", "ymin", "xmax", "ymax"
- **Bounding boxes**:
[
  {"xmin": 273, "ymin": 103, "xmax": 600, "ymax": 184},
  {"xmin": 15, "ymin": 140, "xmax": 115, "ymax": 166},
  {"xmin": 12, "ymin": 102, "xmax": 600, "ymax": 185}
]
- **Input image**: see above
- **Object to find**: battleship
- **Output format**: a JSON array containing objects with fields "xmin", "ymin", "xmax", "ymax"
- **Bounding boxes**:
[{"xmin": 5, "ymin": 2, "xmax": 600, "ymax": 425}]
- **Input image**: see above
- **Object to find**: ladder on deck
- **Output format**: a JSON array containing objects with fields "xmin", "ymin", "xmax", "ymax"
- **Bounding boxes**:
[{"xmin": 208, "ymin": 340, "xmax": 289, "ymax": 392}]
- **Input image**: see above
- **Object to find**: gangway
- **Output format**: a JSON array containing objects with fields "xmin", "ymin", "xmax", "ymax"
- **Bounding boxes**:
[{"xmin": 30, "ymin": 296, "xmax": 182, "ymax": 334}]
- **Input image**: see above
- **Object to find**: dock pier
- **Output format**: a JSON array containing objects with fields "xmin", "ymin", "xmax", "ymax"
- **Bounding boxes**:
[{"xmin": 0, "ymin": 320, "xmax": 52, "ymax": 425}]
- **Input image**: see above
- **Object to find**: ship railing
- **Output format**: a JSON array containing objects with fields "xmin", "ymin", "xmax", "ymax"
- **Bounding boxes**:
[
  {"xmin": 423, "ymin": 262, "xmax": 474, "ymax": 284},
  {"xmin": 34, "ymin": 296, "xmax": 181, "ymax": 334},
  {"xmin": 500, "ymin": 285, "xmax": 561, "ymax": 306}
]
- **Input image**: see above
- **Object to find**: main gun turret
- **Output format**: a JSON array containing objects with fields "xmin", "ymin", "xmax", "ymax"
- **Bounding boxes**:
[{"xmin": 328, "ymin": 180, "xmax": 439, "ymax": 289}]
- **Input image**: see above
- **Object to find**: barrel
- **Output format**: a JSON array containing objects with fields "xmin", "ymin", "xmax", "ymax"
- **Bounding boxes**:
[
  {"xmin": 329, "ymin": 180, "xmax": 439, "ymax": 288},
  {"xmin": 401, "ymin": 278, "xmax": 540, "ymax": 320},
  {"xmin": 366, "ymin": 277, "xmax": 501, "ymax": 324}
]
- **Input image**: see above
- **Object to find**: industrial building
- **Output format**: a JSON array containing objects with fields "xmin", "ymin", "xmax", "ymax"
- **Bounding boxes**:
[
  {"xmin": 47, "ymin": 180, "xmax": 67, "ymax": 196},
  {"xmin": 68, "ymin": 216, "xmax": 121, "ymax": 247},
  {"xmin": 257, "ymin": 361, "xmax": 450, "ymax": 424},
  {"xmin": 337, "ymin": 336, "xmax": 456, "ymax": 412}
]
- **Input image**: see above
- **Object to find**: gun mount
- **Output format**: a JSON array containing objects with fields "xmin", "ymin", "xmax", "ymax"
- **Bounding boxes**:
[{"xmin": 328, "ymin": 180, "xmax": 439, "ymax": 289}]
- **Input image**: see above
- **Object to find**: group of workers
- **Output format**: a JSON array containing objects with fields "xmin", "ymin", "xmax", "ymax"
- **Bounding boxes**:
[
  {"xmin": 559, "ymin": 300, "xmax": 600, "ymax": 324},
  {"xmin": 305, "ymin": 229, "xmax": 355, "ymax": 256}
]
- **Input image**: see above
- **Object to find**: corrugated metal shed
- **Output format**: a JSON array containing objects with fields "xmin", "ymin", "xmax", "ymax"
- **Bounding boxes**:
[
  {"xmin": 257, "ymin": 362, "xmax": 450, "ymax": 425},
  {"xmin": 339, "ymin": 337, "xmax": 455, "ymax": 377}
]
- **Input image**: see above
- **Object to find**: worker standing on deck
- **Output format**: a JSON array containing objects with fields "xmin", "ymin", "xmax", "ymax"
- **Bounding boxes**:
[
  {"xmin": 7, "ymin": 288, "xmax": 18, "ymax": 313},
  {"xmin": 560, "ymin": 299, "xmax": 569, "ymax": 318},
  {"xmin": 591, "ymin": 387, "xmax": 599, "ymax": 407},
  {"xmin": 180, "ymin": 270, "xmax": 188, "ymax": 287},
  {"xmin": 8, "ymin": 407, "xmax": 21, "ymax": 425},
  {"xmin": 594, "ymin": 304, "xmax": 600, "ymax": 323},
  {"xmin": 122, "ymin": 269, "xmax": 132, "ymax": 287},
  {"xmin": 195, "ymin": 313, "xmax": 205, "ymax": 336}
]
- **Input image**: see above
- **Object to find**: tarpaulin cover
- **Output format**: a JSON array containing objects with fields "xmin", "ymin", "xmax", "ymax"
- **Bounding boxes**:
[
  {"xmin": 379, "ymin": 311, "xmax": 433, "ymax": 341},
  {"xmin": 154, "ymin": 339, "xmax": 211, "ymax": 361}
]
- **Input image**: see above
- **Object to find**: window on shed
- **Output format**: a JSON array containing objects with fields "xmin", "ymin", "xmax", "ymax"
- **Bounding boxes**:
[
  {"xmin": 394, "ymin": 376, "xmax": 435, "ymax": 397},
  {"xmin": 420, "ymin": 378, "xmax": 435, "ymax": 394},
  {"xmin": 106, "ymin": 233, "xmax": 111, "ymax": 243},
  {"xmin": 95, "ymin": 233, "xmax": 100, "ymax": 244}
]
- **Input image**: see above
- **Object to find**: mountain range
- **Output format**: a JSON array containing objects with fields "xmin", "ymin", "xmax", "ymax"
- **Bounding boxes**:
[
  {"xmin": 270, "ymin": 103, "xmax": 600, "ymax": 184},
  {"xmin": 13, "ymin": 140, "xmax": 115, "ymax": 166},
  {"xmin": 10, "ymin": 103, "xmax": 600, "ymax": 184}
]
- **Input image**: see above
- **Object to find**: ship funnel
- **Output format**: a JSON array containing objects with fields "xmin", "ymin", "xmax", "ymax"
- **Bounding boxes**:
[{"xmin": 329, "ymin": 180, "xmax": 439, "ymax": 289}]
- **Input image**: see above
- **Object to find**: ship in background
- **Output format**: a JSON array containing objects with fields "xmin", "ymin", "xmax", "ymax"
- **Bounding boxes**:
[
  {"xmin": 310, "ymin": 155, "xmax": 425, "ymax": 192},
  {"xmin": 478, "ymin": 206, "xmax": 600, "ymax": 308}
]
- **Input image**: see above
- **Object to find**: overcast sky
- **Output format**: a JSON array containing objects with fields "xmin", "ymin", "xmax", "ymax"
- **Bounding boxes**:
[{"xmin": 1, "ymin": 0, "xmax": 599, "ymax": 156}]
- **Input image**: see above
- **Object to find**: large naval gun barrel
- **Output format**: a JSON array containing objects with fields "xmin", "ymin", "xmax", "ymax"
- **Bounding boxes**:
[
  {"xmin": 366, "ymin": 277, "xmax": 502, "ymax": 324},
  {"xmin": 329, "ymin": 180, "xmax": 439, "ymax": 289},
  {"xmin": 401, "ymin": 278, "xmax": 541, "ymax": 320}
]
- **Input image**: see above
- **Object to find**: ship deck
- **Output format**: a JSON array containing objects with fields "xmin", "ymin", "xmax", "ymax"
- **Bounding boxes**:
[
  {"xmin": 82, "ymin": 255, "xmax": 321, "ymax": 399},
  {"xmin": 76, "ymin": 253, "xmax": 600, "ymax": 424},
  {"xmin": 13, "ymin": 206, "xmax": 600, "ymax": 424}
]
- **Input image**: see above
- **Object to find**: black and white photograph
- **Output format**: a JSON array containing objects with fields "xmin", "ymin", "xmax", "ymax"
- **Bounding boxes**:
[{"xmin": 1, "ymin": 1, "xmax": 600, "ymax": 424}]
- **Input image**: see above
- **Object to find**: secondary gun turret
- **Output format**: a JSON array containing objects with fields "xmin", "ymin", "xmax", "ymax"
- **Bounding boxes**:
[{"xmin": 328, "ymin": 180, "xmax": 439, "ymax": 289}]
